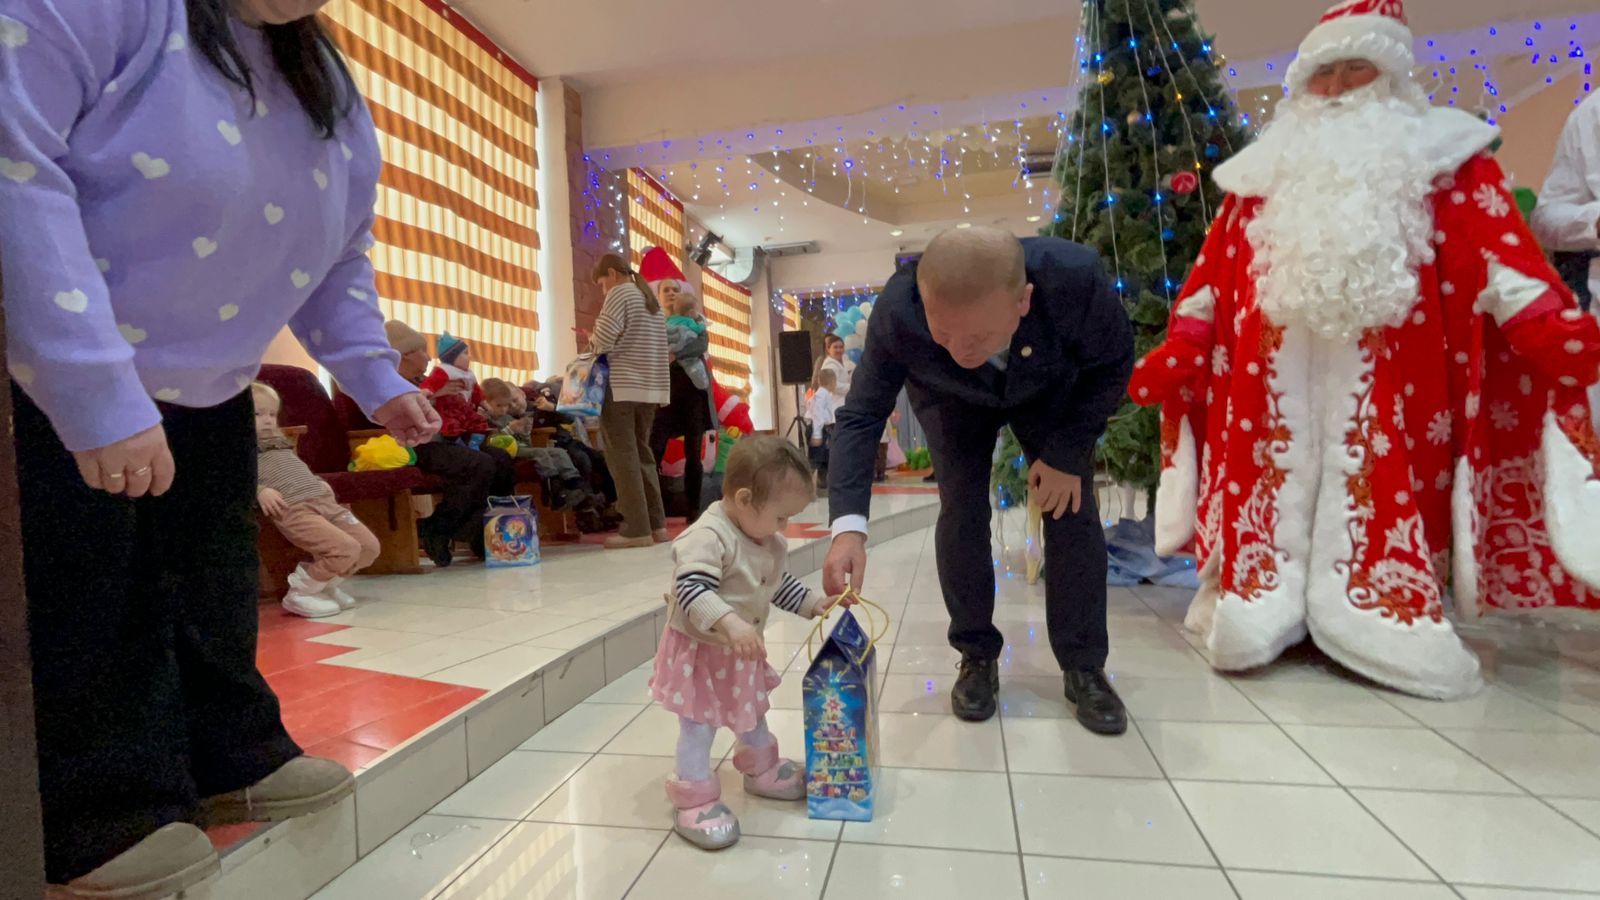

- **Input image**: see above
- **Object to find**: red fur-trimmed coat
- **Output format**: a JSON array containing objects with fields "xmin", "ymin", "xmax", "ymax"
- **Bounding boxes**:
[{"xmin": 1132, "ymin": 141, "xmax": 1600, "ymax": 699}]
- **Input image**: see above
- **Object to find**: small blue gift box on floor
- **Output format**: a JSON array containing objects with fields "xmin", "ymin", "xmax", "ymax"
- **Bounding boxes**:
[{"xmin": 803, "ymin": 606, "xmax": 882, "ymax": 822}]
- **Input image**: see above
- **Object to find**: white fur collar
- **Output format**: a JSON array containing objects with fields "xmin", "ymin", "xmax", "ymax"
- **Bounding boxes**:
[{"xmin": 1214, "ymin": 106, "xmax": 1499, "ymax": 198}]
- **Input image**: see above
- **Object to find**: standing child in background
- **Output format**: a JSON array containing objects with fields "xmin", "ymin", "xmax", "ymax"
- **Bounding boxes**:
[
  {"xmin": 663, "ymin": 286, "xmax": 712, "ymax": 392},
  {"xmin": 253, "ymin": 383, "xmax": 380, "ymax": 618},
  {"xmin": 807, "ymin": 368, "xmax": 841, "ymax": 494},
  {"xmin": 421, "ymin": 332, "xmax": 490, "ymax": 445},
  {"xmin": 652, "ymin": 437, "xmax": 848, "ymax": 850}
]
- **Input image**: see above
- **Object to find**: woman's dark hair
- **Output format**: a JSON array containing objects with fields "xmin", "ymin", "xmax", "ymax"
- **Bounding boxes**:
[
  {"xmin": 823, "ymin": 334, "xmax": 844, "ymax": 348},
  {"xmin": 592, "ymin": 253, "xmax": 661, "ymax": 315},
  {"xmin": 186, "ymin": 0, "xmax": 357, "ymax": 140}
]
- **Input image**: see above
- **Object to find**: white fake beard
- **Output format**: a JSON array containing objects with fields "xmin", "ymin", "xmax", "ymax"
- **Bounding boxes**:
[{"xmin": 1246, "ymin": 82, "xmax": 1438, "ymax": 342}]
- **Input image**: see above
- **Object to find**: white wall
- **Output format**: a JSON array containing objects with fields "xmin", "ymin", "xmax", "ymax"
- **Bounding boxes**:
[
  {"xmin": 536, "ymin": 78, "xmax": 577, "ymax": 379},
  {"xmin": 767, "ymin": 249, "xmax": 905, "ymax": 295},
  {"xmin": 745, "ymin": 263, "xmax": 777, "ymax": 433}
]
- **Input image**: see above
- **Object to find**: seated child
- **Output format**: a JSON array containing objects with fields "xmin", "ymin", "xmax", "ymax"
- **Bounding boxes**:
[
  {"xmin": 651, "ymin": 436, "xmax": 848, "ymax": 851},
  {"xmin": 420, "ymin": 332, "xmax": 491, "ymax": 444},
  {"xmin": 664, "ymin": 288, "xmax": 711, "ymax": 391},
  {"xmin": 806, "ymin": 368, "xmax": 841, "ymax": 492},
  {"xmin": 252, "ymin": 382, "xmax": 380, "ymax": 618},
  {"xmin": 481, "ymin": 377, "xmax": 600, "ymax": 511}
]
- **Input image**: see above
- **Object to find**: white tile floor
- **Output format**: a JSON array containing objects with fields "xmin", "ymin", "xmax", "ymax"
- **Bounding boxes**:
[
  {"xmin": 310, "ymin": 493, "xmax": 935, "ymax": 692},
  {"xmin": 315, "ymin": 525, "xmax": 1600, "ymax": 900}
]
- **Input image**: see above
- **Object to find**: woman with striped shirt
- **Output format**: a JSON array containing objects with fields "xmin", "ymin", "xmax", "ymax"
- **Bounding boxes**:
[{"xmin": 590, "ymin": 254, "xmax": 671, "ymax": 548}]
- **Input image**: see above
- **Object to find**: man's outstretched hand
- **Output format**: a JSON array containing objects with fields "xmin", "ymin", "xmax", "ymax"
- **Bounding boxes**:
[
  {"xmin": 823, "ymin": 532, "xmax": 867, "ymax": 597},
  {"xmin": 1029, "ymin": 459, "xmax": 1083, "ymax": 520}
]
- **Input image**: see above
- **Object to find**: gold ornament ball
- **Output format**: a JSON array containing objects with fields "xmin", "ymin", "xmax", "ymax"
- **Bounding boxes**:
[{"xmin": 1097, "ymin": 70, "xmax": 1115, "ymax": 86}]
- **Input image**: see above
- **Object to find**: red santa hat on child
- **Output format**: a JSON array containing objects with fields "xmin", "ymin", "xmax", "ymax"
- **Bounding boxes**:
[
  {"xmin": 1285, "ymin": 0, "xmax": 1415, "ymax": 97},
  {"xmin": 639, "ymin": 246, "xmax": 687, "ymax": 287}
]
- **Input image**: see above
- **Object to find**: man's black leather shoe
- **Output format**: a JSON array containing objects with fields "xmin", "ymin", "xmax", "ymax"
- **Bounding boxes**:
[
  {"xmin": 1064, "ymin": 668, "xmax": 1128, "ymax": 735},
  {"xmin": 951, "ymin": 655, "xmax": 1000, "ymax": 722}
]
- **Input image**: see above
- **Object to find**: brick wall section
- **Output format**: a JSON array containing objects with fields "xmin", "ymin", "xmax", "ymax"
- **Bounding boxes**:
[{"xmin": 565, "ymin": 85, "xmax": 628, "ymax": 335}]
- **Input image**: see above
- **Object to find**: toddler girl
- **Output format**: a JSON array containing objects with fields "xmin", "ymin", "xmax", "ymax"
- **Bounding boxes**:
[
  {"xmin": 651, "ymin": 436, "xmax": 845, "ymax": 850},
  {"xmin": 253, "ymin": 383, "xmax": 380, "ymax": 618}
]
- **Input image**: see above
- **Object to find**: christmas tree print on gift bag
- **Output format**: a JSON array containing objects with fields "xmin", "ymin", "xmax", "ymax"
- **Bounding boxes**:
[
  {"xmin": 803, "ymin": 593, "xmax": 888, "ymax": 822},
  {"xmin": 483, "ymin": 495, "xmax": 540, "ymax": 568}
]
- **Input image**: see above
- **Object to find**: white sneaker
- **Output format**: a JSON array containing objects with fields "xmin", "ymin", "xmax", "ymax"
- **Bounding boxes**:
[
  {"xmin": 282, "ymin": 590, "xmax": 342, "ymax": 618},
  {"xmin": 283, "ymin": 565, "xmax": 341, "ymax": 618},
  {"xmin": 321, "ymin": 577, "xmax": 358, "ymax": 610}
]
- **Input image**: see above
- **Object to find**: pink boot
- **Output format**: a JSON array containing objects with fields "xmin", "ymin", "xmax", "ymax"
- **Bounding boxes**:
[
  {"xmin": 734, "ymin": 742, "xmax": 805, "ymax": 801},
  {"xmin": 665, "ymin": 777, "xmax": 740, "ymax": 851}
]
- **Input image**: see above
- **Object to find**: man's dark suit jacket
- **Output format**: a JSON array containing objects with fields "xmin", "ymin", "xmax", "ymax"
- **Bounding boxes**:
[{"xmin": 829, "ymin": 236, "xmax": 1134, "ymax": 525}]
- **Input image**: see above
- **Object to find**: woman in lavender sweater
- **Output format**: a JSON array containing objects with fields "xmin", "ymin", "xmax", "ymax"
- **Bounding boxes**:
[{"xmin": 0, "ymin": 0, "xmax": 440, "ymax": 895}]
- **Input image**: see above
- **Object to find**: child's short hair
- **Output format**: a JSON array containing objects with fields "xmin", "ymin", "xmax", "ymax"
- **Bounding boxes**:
[
  {"xmin": 723, "ymin": 436, "xmax": 814, "ymax": 508},
  {"xmin": 481, "ymin": 377, "xmax": 517, "ymax": 402},
  {"xmin": 813, "ymin": 367, "xmax": 838, "ymax": 392},
  {"xmin": 250, "ymin": 381, "xmax": 280, "ymax": 410}
]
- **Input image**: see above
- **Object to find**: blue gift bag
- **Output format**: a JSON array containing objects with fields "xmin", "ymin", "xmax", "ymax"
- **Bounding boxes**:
[{"xmin": 804, "ymin": 606, "xmax": 883, "ymax": 822}]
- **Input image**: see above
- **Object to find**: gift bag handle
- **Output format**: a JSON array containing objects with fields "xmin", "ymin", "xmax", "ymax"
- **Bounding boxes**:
[{"xmin": 805, "ymin": 587, "xmax": 891, "ymax": 664}]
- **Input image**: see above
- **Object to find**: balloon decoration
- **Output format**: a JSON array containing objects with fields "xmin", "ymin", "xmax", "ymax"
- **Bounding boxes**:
[{"xmin": 831, "ymin": 300, "xmax": 874, "ymax": 365}]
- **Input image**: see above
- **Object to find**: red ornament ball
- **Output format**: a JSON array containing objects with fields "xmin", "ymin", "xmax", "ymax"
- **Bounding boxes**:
[{"xmin": 1169, "ymin": 171, "xmax": 1200, "ymax": 195}]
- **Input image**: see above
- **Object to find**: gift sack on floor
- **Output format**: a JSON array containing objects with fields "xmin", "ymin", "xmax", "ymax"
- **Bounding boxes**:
[
  {"xmin": 557, "ymin": 353, "xmax": 608, "ymax": 416},
  {"xmin": 484, "ymin": 495, "xmax": 540, "ymax": 568},
  {"xmin": 803, "ymin": 600, "xmax": 885, "ymax": 822}
]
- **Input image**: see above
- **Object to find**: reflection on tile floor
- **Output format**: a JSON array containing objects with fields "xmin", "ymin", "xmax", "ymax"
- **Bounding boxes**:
[{"xmin": 312, "ymin": 522, "xmax": 1600, "ymax": 899}]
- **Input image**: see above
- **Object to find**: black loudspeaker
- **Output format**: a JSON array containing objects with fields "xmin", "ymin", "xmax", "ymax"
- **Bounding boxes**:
[{"xmin": 778, "ymin": 331, "xmax": 815, "ymax": 386}]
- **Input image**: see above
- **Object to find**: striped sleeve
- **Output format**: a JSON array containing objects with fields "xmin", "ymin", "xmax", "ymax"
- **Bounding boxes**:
[
  {"xmin": 771, "ymin": 572, "xmax": 824, "ymax": 619},
  {"xmin": 672, "ymin": 527, "xmax": 736, "ymax": 632}
]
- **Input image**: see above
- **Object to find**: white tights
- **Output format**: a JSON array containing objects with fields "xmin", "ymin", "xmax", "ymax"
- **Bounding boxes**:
[{"xmin": 675, "ymin": 716, "xmax": 773, "ymax": 782}]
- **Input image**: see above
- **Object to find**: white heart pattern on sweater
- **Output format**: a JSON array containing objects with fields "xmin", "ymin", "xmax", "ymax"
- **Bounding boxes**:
[
  {"xmin": 312, "ymin": 168, "xmax": 329, "ymax": 191},
  {"xmin": 132, "ymin": 153, "xmax": 170, "ymax": 179},
  {"xmin": 117, "ymin": 323, "xmax": 147, "ymax": 344},
  {"xmin": 53, "ymin": 289, "xmax": 88, "ymax": 313},
  {"xmin": 218, "ymin": 304, "xmax": 239, "ymax": 322},
  {"xmin": 0, "ymin": 16, "xmax": 29, "ymax": 48},
  {"xmin": 217, "ymin": 121, "xmax": 241, "ymax": 146},
  {"xmin": 0, "ymin": 157, "xmax": 37, "ymax": 184},
  {"xmin": 263, "ymin": 203, "xmax": 284, "ymax": 225},
  {"xmin": 291, "ymin": 270, "xmax": 311, "ymax": 289},
  {"xmin": 192, "ymin": 237, "xmax": 217, "ymax": 259},
  {"xmin": 165, "ymin": 32, "xmax": 186, "ymax": 52},
  {"xmin": 154, "ymin": 388, "xmax": 182, "ymax": 402},
  {"xmin": 10, "ymin": 362, "xmax": 34, "ymax": 386},
  {"xmin": 95, "ymin": 258, "xmax": 111, "ymax": 273}
]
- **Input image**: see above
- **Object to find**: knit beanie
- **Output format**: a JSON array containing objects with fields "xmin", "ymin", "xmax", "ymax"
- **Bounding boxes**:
[
  {"xmin": 437, "ymin": 331, "xmax": 469, "ymax": 366},
  {"xmin": 384, "ymin": 319, "xmax": 427, "ymax": 355}
]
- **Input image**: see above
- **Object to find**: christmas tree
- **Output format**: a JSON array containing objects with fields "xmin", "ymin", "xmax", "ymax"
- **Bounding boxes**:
[{"xmin": 1047, "ymin": 0, "xmax": 1250, "ymax": 493}]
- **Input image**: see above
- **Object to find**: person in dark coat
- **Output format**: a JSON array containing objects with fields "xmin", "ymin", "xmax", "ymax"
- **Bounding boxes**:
[{"xmin": 822, "ymin": 226, "xmax": 1134, "ymax": 734}]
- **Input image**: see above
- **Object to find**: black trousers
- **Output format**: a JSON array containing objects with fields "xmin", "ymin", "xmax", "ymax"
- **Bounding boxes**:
[
  {"xmin": 14, "ymin": 388, "xmax": 301, "ymax": 883},
  {"xmin": 412, "ymin": 441, "xmax": 507, "ymax": 541},
  {"xmin": 916, "ymin": 395, "xmax": 1109, "ymax": 671},
  {"xmin": 650, "ymin": 367, "xmax": 710, "ymax": 521}
]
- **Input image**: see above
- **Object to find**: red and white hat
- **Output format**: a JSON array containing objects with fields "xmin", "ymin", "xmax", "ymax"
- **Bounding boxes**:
[
  {"xmin": 1285, "ymin": 0, "xmax": 1415, "ymax": 95},
  {"xmin": 639, "ymin": 246, "xmax": 686, "ymax": 285}
]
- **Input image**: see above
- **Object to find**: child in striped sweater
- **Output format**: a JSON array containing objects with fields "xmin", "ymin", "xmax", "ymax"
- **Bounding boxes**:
[
  {"xmin": 650, "ymin": 437, "xmax": 848, "ymax": 851},
  {"xmin": 253, "ymin": 383, "xmax": 379, "ymax": 618}
]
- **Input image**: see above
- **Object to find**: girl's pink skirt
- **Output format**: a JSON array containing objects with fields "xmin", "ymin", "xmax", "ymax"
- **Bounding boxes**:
[{"xmin": 651, "ymin": 627, "xmax": 783, "ymax": 734}]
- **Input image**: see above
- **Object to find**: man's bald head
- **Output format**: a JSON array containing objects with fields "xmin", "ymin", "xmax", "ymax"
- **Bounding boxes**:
[
  {"xmin": 916, "ymin": 226, "xmax": 1026, "ymax": 306},
  {"xmin": 915, "ymin": 226, "xmax": 1034, "ymax": 369}
]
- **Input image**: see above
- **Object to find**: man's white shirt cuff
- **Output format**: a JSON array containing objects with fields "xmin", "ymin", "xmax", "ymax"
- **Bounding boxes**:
[{"xmin": 831, "ymin": 515, "xmax": 868, "ymax": 539}]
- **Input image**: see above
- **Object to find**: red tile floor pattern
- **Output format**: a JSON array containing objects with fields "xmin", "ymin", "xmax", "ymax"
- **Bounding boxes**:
[{"xmin": 209, "ymin": 613, "xmax": 487, "ymax": 850}]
